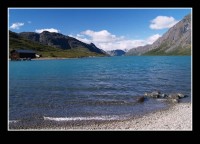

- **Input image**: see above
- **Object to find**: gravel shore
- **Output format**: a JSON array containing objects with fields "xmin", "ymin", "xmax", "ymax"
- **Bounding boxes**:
[
  {"xmin": 11, "ymin": 102, "xmax": 191, "ymax": 131},
  {"xmin": 50, "ymin": 102, "xmax": 192, "ymax": 131}
]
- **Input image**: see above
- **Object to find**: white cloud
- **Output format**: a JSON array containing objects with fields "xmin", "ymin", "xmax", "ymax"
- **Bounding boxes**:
[
  {"xmin": 146, "ymin": 34, "xmax": 161, "ymax": 44},
  {"xmin": 27, "ymin": 21, "xmax": 31, "ymax": 24},
  {"xmin": 35, "ymin": 28, "xmax": 60, "ymax": 33},
  {"xmin": 72, "ymin": 30, "xmax": 161, "ymax": 51},
  {"xmin": 81, "ymin": 30, "xmax": 123, "ymax": 43},
  {"xmin": 98, "ymin": 40, "xmax": 146, "ymax": 51},
  {"xmin": 10, "ymin": 22, "xmax": 24, "ymax": 30},
  {"xmin": 150, "ymin": 16, "xmax": 179, "ymax": 30}
]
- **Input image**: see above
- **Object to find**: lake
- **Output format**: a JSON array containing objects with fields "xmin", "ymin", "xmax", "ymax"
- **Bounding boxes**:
[{"xmin": 9, "ymin": 56, "xmax": 191, "ymax": 128}]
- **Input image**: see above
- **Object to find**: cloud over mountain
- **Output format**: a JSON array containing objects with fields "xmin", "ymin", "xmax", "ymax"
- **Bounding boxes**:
[
  {"xmin": 72, "ymin": 30, "xmax": 161, "ymax": 51},
  {"xmin": 150, "ymin": 16, "xmax": 179, "ymax": 30},
  {"xmin": 10, "ymin": 22, "xmax": 24, "ymax": 30},
  {"xmin": 35, "ymin": 28, "xmax": 60, "ymax": 33}
]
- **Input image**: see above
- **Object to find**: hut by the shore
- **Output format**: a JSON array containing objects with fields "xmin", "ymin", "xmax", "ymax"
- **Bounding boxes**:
[{"xmin": 10, "ymin": 49, "xmax": 36, "ymax": 60}]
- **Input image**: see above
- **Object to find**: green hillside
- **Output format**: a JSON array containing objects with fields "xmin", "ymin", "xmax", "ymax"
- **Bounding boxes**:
[
  {"xmin": 142, "ymin": 42, "xmax": 191, "ymax": 56},
  {"xmin": 9, "ymin": 31, "xmax": 106, "ymax": 58}
]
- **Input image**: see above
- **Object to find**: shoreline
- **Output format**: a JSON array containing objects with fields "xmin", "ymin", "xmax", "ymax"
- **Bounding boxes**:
[
  {"xmin": 9, "ymin": 56, "xmax": 190, "ymax": 61},
  {"xmin": 32, "ymin": 57, "xmax": 76, "ymax": 60},
  {"xmin": 9, "ymin": 57, "xmax": 86, "ymax": 61},
  {"xmin": 57, "ymin": 102, "xmax": 192, "ymax": 130},
  {"xmin": 32, "ymin": 56, "xmax": 109, "ymax": 60},
  {"xmin": 11, "ymin": 102, "xmax": 191, "ymax": 131}
]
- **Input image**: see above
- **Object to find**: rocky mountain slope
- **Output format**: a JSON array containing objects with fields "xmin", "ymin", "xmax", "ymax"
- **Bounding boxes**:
[
  {"xmin": 126, "ymin": 13, "xmax": 191, "ymax": 56},
  {"xmin": 9, "ymin": 31, "xmax": 107, "ymax": 58},
  {"xmin": 19, "ymin": 31, "xmax": 105, "ymax": 54}
]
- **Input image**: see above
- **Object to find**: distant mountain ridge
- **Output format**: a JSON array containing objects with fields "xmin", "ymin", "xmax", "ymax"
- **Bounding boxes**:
[
  {"xmin": 126, "ymin": 13, "xmax": 191, "ymax": 56},
  {"xmin": 19, "ymin": 31, "xmax": 105, "ymax": 54},
  {"xmin": 107, "ymin": 49, "xmax": 126, "ymax": 56},
  {"xmin": 9, "ymin": 30, "xmax": 107, "ymax": 58}
]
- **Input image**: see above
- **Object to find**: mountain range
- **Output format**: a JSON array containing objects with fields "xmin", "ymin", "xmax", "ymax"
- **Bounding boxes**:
[
  {"xmin": 9, "ymin": 30, "xmax": 107, "ymax": 58},
  {"xmin": 126, "ymin": 13, "xmax": 191, "ymax": 56},
  {"xmin": 9, "ymin": 13, "xmax": 191, "ymax": 58},
  {"xmin": 106, "ymin": 49, "xmax": 126, "ymax": 56}
]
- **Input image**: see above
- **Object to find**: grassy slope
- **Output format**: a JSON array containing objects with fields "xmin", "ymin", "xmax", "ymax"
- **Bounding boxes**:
[
  {"xmin": 142, "ymin": 42, "xmax": 191, "ymax": 56},
  {"xmin": 9, "ymin": 34, "xmax": 105, "ymax": 58},
  {"xmin": 143, "ymin": 47, "xmax": 191, "ymax": 56},
  {"xmin": 41, "ymin": 48, "xmax": 105, "ymax": 58}
]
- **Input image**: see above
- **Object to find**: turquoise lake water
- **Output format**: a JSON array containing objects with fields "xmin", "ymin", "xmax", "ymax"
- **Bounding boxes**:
[{"xmin": 9, "ymin": 56, "xmax": 191, "ymax": 127}]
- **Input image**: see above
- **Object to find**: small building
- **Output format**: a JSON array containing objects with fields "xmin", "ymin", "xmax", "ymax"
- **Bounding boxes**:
[{"xmin": 10, "ymin": 49, "xmax": 36, "ymax": 60}]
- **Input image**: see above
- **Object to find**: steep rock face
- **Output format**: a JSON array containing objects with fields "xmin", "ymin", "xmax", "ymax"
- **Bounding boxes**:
[
  {"xmin": 39, "ymin": 31, "xmax": 71, "ymax": 49},
  {"xmin": 126, "ymin": 13, "xmax": 191, "ymax": 55},
  {"xmin": 87, "ymin": 43, "xmax": 107, "ymax": 54},
  {"xmin": 107, "ymin": 49, "xmax": 126, "ymax": 56},
  {"xmin": 19, "ymin": 31, "xmax": 105, "ymax": 54},
  {"xmin": 19, "ymin": 32, "xmax": 40, "ymax": 42},
  {"xmin": 126, "ymin": 45, "xmax": 151, "ymax": 56}
]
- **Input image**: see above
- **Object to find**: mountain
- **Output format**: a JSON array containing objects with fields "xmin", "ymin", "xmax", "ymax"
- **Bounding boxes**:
[
  {"xmin": 125, "ymin": 45, "xmax": 151, "ymax": 56},
  {"xmin": 19, "ymin": 31, "xmax": 105, "ymax": 54},
  {"xmin": 9, "ymin": 31, "xmax": 60, "ymax": 52},
  {"xmin": 107, "ymin": 49, "xmax": 126, "ymax": 56},
  {"xmin": 9, "ymin": 31, "xmax": 107, "ymax": 58},
  {"xmin": 126, "ymin": 13, "xmax": 191, "ymax": 56}
]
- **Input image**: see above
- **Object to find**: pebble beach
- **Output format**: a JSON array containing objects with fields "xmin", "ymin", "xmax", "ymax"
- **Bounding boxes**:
[{"xmin": 24, "ymin": 102, "xmax": 191, "ymax": 131}]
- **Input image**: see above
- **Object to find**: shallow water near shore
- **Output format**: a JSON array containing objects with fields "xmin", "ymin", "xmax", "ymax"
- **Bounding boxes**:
[{"xmin": 9, "ymin": 56, "xmax": 191, "ymax": 129}]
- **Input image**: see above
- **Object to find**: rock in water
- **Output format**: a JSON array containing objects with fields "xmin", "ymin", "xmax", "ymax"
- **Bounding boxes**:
[
  {"xmin": 168, "ymin": 94, "xmax": 179, "ymax": 99},
  {"xmin": 137, "ymin": 96, "xmax": 145, "ymax": 103},
  {"xmin": 151, "ymin": 91, "xmax": 161, "ymax": 98},
  {"xmin": 144, "ymin": 91, "xmax": 160, "ymax": 98},
  {"xmin": 167, "ymin": 98, "xmax": 179, "ymax": 103},
  {"xmin": 167, "ymin": 94, "xmax": 180, "ymax": 103},
  {"xmin": 144, "ymin": 91, "xmax": 188, "ymax": 104},
  {"xmin": 177, "ymin": 93, "xmax": 186, "ymax": 98},
  {"xmin": 160, "ymin": 93, "xmax": 168, "ymax": 98}
]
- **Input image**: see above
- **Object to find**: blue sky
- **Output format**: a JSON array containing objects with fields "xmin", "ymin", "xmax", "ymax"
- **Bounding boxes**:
[{"xmin": 9, "ymin": 8, "xmax": 191, "ymax": 51}]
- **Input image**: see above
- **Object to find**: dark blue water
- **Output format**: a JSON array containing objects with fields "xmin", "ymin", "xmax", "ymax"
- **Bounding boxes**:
[{"xmin": 9, "ymin": 56, "xmax": 191, "ymax": 125}]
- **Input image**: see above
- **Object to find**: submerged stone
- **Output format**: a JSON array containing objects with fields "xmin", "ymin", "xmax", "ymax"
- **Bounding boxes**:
[{"xmin": 136, "ymin": 96, "xmax": 146, "ymax": 103}]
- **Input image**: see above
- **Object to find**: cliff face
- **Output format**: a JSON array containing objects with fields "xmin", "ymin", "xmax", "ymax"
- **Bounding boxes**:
[
  {"xmin": 126, "ymin": 45, "xmax": 151, "ymax": 56},
  {"xmin": 126, "ymin": 13, "xmax": 191, "ymax": 56},
  {"xmin": 19, "ymin": 32, "xmax": 40, "ymax": 42}
]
